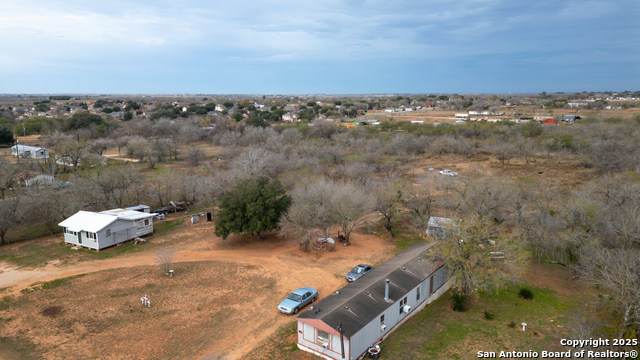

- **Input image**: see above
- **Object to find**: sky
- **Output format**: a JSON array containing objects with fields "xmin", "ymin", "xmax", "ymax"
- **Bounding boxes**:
[{"xmin": 0, "ymin": 0, "xmax": 638, "ymax": 94}]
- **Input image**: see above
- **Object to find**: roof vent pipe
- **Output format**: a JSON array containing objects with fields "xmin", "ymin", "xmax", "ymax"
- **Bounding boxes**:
[{"xmin": 384, "ymin": 279, "xmax": 391, "ymax": 302}]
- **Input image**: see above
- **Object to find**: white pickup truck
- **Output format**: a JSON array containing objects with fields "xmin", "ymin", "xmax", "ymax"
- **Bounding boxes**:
[{"xmin": 439, "ymin": 169, "xmax": 458, "ymax": 176}]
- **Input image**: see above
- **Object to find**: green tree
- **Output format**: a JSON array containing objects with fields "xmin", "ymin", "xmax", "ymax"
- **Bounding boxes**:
[
  {"xmin": 65, "ymin": 112, "xmax": 104, "ymax": 130},
  {"xmin": 0, "ymin": 127, "xmax": 13, "ymax": 146},
  {"xmin": 427, "ymin": 216, "xmax": 527, "ymax": 296},
  {"xmin": 214, "ymin": 177, "xmax": 291, "ymax": 240},
  {"xmin": 122, "ymin": 111, "xmax": 133, "ymax": 121}
]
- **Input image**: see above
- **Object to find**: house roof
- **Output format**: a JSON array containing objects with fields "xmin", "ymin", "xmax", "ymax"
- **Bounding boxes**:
[
  {"xmin": 427, "ymin": 216, "xmax": 455, "ymax": 228},
  {"xmin": 296, "ymin": 243, "xmax": 441, "ymax": 338},
  {"xmin": 99, "ymin": 209, "xmax": 156, "ymax": 221},
  {"xmin": 12, "ymin": 145, "xmax": 46, "ymax": 152},
  {"xmin": 59, "ymin": 209, "xmax": 156, "ymax": 232},
  {"xmin": 58, "ymin": 211, "xmax": 119, "ymax": 233}
]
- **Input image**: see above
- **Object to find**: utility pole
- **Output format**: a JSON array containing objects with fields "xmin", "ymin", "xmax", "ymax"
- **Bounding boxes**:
[
  {"xmin": 338, "ymin": 321, "xmax": 345, "ymax": 360},
  {"xmin": 22, "ymin": 124, "xmax": 27, "ymax": 146}
]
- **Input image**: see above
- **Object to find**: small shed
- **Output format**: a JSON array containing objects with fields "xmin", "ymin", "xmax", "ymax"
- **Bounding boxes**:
[
  {"xmin": 124, "ymin": 205, "xmax": 151, "ymax": 213},
  {"xmin": 426, "ymin": 217, "xmax": 458, "ymax": 238},
  {"xmin": 59, "ymin": 208, "xmax": 157, "ymax": 250}
]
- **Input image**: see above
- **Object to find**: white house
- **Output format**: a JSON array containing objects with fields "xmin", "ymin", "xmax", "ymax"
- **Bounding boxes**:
[
  {"xmin": 214, "ymin": 104, "xmax": 227, "ymax": 112},
  {"xmin": 11, "ymin": 145, "xmax": 49, "ymax": 159},
  {"xmin": 282, "ymin": 112, "xmax": 299, "ymax": 122},
  {"xmin": 58, "ymin": 208, "xmax": 157, "ymax": 251},
  {"xmin": 296, "ymin": 243, "xmax": 451, "ymax": 360}
]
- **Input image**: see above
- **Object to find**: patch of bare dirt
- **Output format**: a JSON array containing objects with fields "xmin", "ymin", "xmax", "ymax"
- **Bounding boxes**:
[
  {"xmin": 41, "ymin": 306, "xmax": 62, "ymax": 317},
  {"xmin": 524, "ymin": 259, "xmax": 587, "ymax": 297},
  {"xmin": 0, "ymin": 219, "xmax": 396, "ymax": 360}
]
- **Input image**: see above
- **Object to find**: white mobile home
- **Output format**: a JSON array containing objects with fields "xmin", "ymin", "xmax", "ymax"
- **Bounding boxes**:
[
  {"xmin": 296, "ymin": 243, "xmax": 451, "ymax": 360},
  {"xmin": 11, "ymin": 145, "xmax": 49, "ymax": 159},
  {"xmin": 58, "ymin": 209, "xmax": 156, "ymax": 250}
]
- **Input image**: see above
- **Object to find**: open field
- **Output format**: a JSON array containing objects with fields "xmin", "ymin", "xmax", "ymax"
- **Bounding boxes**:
[
  {"xmin": 0, "ymin": 213, "xmax": 396, "ymax": 359},
  {"xmin": 242, "ymin": 242, "xmax": 592, "ymax": 360}
]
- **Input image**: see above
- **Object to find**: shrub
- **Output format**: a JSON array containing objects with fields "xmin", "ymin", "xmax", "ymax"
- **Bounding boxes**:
[
  {"xmin": 451, "ymin": 293, "xmax": 470, "ymax": 312},
  {"xmin": 483, "ymin": 310, "xmax": 495, "ymax": 320},
  {"xmin": 518, "ymin": 287, "xmax": 534, "ymax": 300},
  {"xmin": 507, "ymin": 321, "xmax": 516, "ymax": 328}
]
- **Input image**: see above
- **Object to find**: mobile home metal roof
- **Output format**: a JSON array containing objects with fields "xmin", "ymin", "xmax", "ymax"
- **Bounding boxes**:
[
  {"xmin": 296, "ymin": 243, "xmax": 441, "ymax": 337},
  {"xmin": 58, "ymin": 209, "xmax": 156, "ymax": 233}
]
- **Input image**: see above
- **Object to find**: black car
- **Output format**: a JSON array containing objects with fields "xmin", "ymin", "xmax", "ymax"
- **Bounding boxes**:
[{"xmin": 346, "ymin": 264, "xmax": 374, "ymax": 282}]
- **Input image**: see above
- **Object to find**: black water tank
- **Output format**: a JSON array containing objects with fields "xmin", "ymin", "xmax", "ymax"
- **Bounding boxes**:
[{"xmin": 206, "ymin": 212, "xmax": 212, "ymax": 222}]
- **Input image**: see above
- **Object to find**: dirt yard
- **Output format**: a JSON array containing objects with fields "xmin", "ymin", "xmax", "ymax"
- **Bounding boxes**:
[{"xmin": 0, "ymin": 219, "xmax": 395, "ymax": 360}]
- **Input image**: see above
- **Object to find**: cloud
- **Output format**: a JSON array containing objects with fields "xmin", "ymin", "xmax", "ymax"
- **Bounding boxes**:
[{"xmin": 0, "ymin": 0, "xmax": 637, "ymax": 92}]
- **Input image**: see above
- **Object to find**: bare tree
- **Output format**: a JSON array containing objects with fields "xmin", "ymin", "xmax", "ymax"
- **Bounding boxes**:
[
  {"xmin": 575, "ymin": 247, "xmax": 640, "ymax": 339},
  {"xmin": 186, "ymin": 147, "xmax": 207, "ymax": 167},
  {"xmin": 403, "ymin": 175, "xmax": 437, "ymax": 228},
  {"xmin": 155, "ymin": 248, "xmax": 177, "ymax": 275},
  {"xmin": 280, "ymin": 180, "xmax": 336, "ymax": 251},
  {"xmin": 330, "ymin": 182, "xmax": 374, "ymax": 244},
  {"xmin": 54, "ymin": 140, "xmax": 89, "ymax": 169},
  {"xmin": 373, "ymin": 178, "xmax": 406, "ymax": 237},
  {"xmin": 487, "ymin": 141, "xmax": 517, "ymax": 165},
  {"xmin": 88, "ymin": 138, "xmax": 115, "ymax": 155},
  {"xmin": 0, "ymin": 195, "xmax": 27, "ymax": 245}
]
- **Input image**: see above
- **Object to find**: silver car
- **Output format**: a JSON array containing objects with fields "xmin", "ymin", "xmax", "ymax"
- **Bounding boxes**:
[
  {"xmin": 278, "ymin": 287, "xmax": 318, "ymax": 314},
  {"xmin": 346, "ymin": 264, "xmax": 375, "ymax": 282}
]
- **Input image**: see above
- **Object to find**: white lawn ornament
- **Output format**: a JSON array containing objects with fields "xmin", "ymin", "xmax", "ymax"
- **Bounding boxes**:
[
  {"xmin": 522, "ymin": 322, "xmax": 527, "ymax": 331},
  {"xmin": 147, "ymin": 299, "xmax": 151, "ymax": 308}
]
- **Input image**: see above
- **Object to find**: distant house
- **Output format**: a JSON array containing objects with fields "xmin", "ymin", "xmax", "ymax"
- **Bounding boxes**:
[
  {"xmin": 410, "ymin": 120, "xmax": 424, "ymax": 124},
  {"xmin": 282, "ymin": 112, "xmax": 299, "ymax": 122},
  {"xmin": 284, "ymin": 104, "xmax": 300, "ymax": 112},
  {"xmin": 15, "ymin": 171, "xmax": 55, "ymax": 187},
  {"xmin": 58, "ymin": 208, "xmax": 157, "ymax": 251},
  {"xmin": 11, "ymin": 145, "xmax": 49, "ymax": 159},
  {"xmin": 296, "ymin": 243, "xmax": 451, "ymax": 360},
  {"xmin": 56, "ymin": 154, "xmax": 107, "ymax": 168},
  {"xmin": 214, "ymin": 104, "xmax": 227, "ymax": 112}
]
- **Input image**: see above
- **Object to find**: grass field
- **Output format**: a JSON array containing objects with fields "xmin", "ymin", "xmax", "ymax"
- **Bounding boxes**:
[{"xmin": 380, "ymin": 284, "xmax": 572, "ymax": 359}]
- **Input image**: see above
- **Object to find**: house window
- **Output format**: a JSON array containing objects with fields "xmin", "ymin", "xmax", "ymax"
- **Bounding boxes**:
[
  {"xmin": 380, "ymin": 314, "xmax": 385, "ymax": 325},
  {"xmin": 317, "ymin": 330, "xmax": 329, "ymax": 346},
  {"xmin": 416, "ymin": 287, "xmax": 421, "ymax": 301},
  {"xmin": 399, "ymin": 297, "xmax": 408, "ymax": 314},
  {"xmin": 106, "ymin": 229, "xmax": 111, "ymax": 237},
  {"xmin": 144, "ymin": 219, "xmax": 149, "ymax": 226}
]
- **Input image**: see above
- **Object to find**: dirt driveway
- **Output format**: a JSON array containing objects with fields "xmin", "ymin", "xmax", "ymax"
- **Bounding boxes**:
[{"xmin": 0, "ymin": 220, "xmax": 395, "ymax": 359}]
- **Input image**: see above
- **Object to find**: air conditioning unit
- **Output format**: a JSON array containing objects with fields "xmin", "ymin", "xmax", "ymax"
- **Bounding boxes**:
[
  {"xmin": 380, "ymin": 324, "xmax": 387, "ymax": 332},
  {"xmin": 403, "ymin": 305, "xmax": 411, "ymax": 313},
  {"xmin": 322, "ymin": 342, "xmax": 329, "ymax": 349}
]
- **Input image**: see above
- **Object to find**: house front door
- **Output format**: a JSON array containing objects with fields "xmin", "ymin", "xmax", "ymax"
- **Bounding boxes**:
[{"xmin": 78, "ymin": 231, "xmax": 82, "ymax": 244}]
